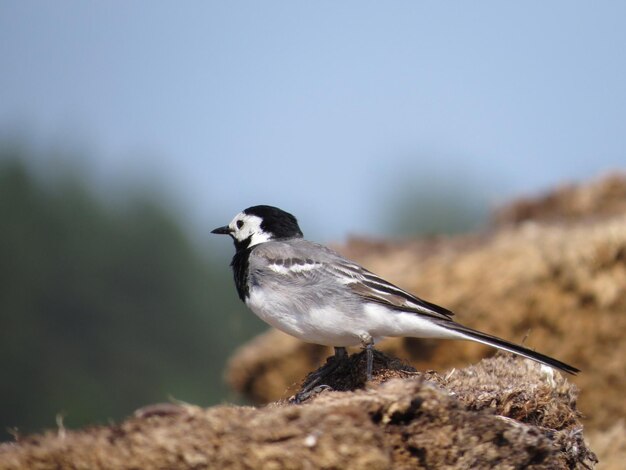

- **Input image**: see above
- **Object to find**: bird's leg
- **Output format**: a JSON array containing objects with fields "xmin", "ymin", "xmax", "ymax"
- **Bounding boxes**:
[
  {"xmin": 365, "ymin": 343, "xmax": 374, "ymax": 381},
  {"xmin": 358, "ymin": 334, "xmax": 375, "ymax": 382},
  {"xmin": 334, "ymin": 346, "xmax": 347, "ymax": 361},
  {"xmin": 292, "ymin": 346, "xmax": 349, "ymax": 403}
]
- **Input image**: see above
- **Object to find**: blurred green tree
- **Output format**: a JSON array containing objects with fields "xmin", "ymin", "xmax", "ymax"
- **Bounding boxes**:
[{"xmin": 0, "ymin": 145, "xmax": 263, "ymax": 437}]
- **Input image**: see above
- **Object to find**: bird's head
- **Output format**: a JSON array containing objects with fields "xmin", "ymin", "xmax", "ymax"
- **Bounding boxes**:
[{"xmin": 211, "ymin": 205, "xmax": 303, "ymax": 251}]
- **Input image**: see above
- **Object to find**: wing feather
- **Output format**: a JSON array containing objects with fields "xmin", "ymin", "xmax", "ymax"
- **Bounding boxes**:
[
  {"xmin": 334, "ymin": 262, "xmax": 455, "ymax": 321},
  {"xmin": 253, "ymin": 240, "xmax": 455, "ymax": 322}
]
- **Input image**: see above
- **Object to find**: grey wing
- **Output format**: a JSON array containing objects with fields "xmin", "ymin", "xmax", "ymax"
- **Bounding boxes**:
[
  {"xmin": 324, "ymin": 257, "xmax": 455, "ymax": 322},
  {"xmin": 247, "ymin": 240, "xmax": 348, "ymax": 292},
  {"xmin": 250, "ymin": 239, "xmax": 455, "ymax": 322}
]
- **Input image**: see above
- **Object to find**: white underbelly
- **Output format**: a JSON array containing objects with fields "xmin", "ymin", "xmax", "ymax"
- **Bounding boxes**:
[
  {"xmin": 245, "ymin": 287, "xmax": 361, "ymax": 346},
  {"xmin": 245, "ymin": 287, "xmax": 460, "ymax": 347}
]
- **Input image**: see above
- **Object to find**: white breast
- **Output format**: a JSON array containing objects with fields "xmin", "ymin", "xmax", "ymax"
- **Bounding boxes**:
[
  {"xmin": 245, "ymin": 287, "xmax": 364, "ymax": 347},
  {"xmin": 245, "ymin": 286, "xmax": 460, "ymax": 348}
]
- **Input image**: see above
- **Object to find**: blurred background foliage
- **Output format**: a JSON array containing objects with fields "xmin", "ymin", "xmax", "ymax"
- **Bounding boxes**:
[
  {"xmin": 0, "ymin": 143, "xmax": 269, "ymax": 436},
  {"xmin": 0, "ymin": 142, "xmax": 483, "ymax": 438}
]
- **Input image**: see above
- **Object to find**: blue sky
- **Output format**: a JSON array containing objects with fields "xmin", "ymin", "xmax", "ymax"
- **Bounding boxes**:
[{"xmin": 1, "ymin": 1, "xmax": 625, "ymax": 242}]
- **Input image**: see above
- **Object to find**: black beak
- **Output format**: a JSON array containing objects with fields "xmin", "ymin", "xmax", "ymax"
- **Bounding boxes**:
[{"xmin": 211, "ymin": 225, "xmax": 232, "ymax": 235}]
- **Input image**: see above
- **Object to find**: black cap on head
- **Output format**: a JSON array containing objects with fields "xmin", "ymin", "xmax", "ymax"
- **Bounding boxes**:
[{"xmin": 244, "ymin": 205, "xmax": 303, "ymax": 239}]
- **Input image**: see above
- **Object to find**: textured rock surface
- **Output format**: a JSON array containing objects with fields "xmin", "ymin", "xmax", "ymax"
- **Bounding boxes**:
[{"xmin": 0, "ymin": 355, "xmax": 596, "ymax": 470}]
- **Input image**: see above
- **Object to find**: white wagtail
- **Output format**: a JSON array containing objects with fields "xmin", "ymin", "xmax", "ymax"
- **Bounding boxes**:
[{"xmin": 212, "ymin": 205, "xmax": 579, "ymax": 387}]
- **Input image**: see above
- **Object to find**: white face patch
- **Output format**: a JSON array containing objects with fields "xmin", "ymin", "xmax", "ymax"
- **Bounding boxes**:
[{"xmin": 229, "ymin": 212, "xmax": 272, "ymax": 248}]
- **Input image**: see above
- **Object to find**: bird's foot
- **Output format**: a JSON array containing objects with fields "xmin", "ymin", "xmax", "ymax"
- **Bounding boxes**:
[
  {"xmin": 291, "ymin": 347, "xmax": 349, "ymax": 404},
  {"xmin": 291, "ymin": 385, "xmax": 333, "ymax": 404}
]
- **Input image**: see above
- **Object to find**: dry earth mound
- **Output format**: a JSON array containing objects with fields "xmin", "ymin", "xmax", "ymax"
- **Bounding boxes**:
[{"xmin": 0, "ymin": 355, "xmax": 596, "ymax": 469}]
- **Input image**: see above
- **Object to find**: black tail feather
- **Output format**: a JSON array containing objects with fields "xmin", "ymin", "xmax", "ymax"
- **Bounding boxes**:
[{"xmin": 442, "ymin": 322, "xmax": 580, "ymax": 375}]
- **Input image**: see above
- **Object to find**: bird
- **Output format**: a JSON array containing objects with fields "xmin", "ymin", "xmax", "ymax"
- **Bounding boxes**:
[{"xmin": 212, "ymin": 205, "xmax": 579, "ymax": 396}]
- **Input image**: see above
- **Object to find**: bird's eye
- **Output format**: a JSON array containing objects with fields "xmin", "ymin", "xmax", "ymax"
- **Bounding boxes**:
[{"xmin": 236, "ymin": 220, "xmax": 244, "ymax": 229}]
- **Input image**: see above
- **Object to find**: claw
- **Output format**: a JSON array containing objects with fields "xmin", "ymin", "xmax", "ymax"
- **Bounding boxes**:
[
  {"xmin": 292, "ymin": 347, "xmax": 349, "ymax": 404},
  {"xmin": 291, "ymin": 385, "xmax": 333, "ymax": 403}
]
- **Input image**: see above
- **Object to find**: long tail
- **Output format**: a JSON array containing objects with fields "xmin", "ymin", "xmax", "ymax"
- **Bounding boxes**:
[{"xmin": 440, "ymin": 321, "xmax": 580, "ymax": 375}]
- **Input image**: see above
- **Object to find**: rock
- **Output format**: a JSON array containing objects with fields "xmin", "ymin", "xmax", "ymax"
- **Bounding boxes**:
[{"xmin": 0, "ymin": 354, "xmax": 597, "ymax": 469}]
